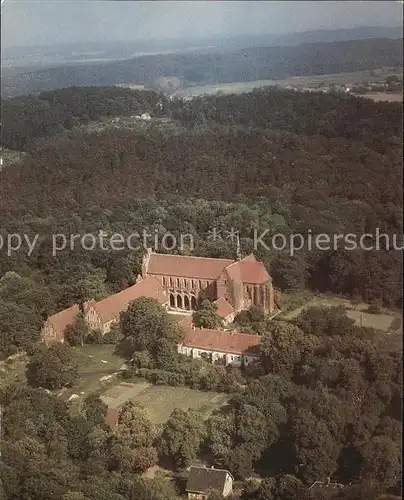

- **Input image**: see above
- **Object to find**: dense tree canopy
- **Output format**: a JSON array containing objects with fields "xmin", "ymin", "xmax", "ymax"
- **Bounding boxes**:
[
  {"xmin": 160, "ymin": 409, "xmax": 206, "ymax": 467},
  {"xmin": 26, "ymin": 344, "xmax": 79, "ymax": 390},
  {"xmin": 116, "ymin": 297, "xmax": 183, "ymax": 367},
  {"xmin": 192, "ymin": 299, "xmax": 224, "ymax": 329},
  {"xmin": 0, "ymin": 385, "xmax": 182, "ymax": 500}
]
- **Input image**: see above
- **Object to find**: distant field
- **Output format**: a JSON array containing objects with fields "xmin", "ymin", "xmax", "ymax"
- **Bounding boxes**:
[
  {"xmin": 359, "ymin": 92, "xmax": 403, "ymax": 102},
  {"xmin": 171, "ymin": 67, "xmax": 403, "ymax": 98},
  {"xmin": 345, "ymin": 308, "xmax": 400, "ymax": 331},
  {"xmin": 101, "ymin": 381, "xmax": 229, "ymax": 424},
  {"xmin": 280, "ymin": 294, "xmax": 402, "ymax": 333},
  {"xmin": 276, "ymin": 67, "xmax": 403, "ymax": 87}
]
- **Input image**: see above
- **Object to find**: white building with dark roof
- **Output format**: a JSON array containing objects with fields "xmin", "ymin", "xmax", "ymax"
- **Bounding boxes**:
[{"xmin": 186, "ymin": 466, "xmax": 234, "ymax": 499}]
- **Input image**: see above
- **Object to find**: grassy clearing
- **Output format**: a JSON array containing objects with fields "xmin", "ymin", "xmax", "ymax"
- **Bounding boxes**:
[
  {"xmin": 67, "ymin": 346, "xmax": 229, "ymax": 422},
  {"xmin": 74, "ymin": 344, "xmax": 124, "ymax": 375},
  {"xmin": 62, "ymin": 344, "xmax": 125, "ymax": 406},
  {"xmin": 100, "ymin": 380, "xmax": 229, "ymax": 424},
  {"xmin": 126, "ymin": 384, "xmax": 229, "ymax": 424},
  {"xmin": 72, "ymin": 345, "xmax": 229, "ymax": 422},
  {"xmin": 278, "ymin": 293, "xmax": 349, "ymax": 321},
  {"xmin": 0, "ymin": 355, "xmax": 28, "ymax": 388},
  {"xmin": 360, "ymin": 92, "xmax": 402, "ymax": 102},
  {"xmin": 345, "ymin": 309, "xmax": 398, "ymax": 331},
  {"xmin": 278, "ymin": 292, "xmax": 401, "ymax": 333}
]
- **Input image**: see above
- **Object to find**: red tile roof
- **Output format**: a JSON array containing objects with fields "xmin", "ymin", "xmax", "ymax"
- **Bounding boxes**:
[
  {"xmin": 225, "ymin": 255, "xmax": 270, "ymax": 284},
  {"xmin": 178, "ymin": 315, "xmax": 194, "ymax": 328},
  {"xmin": 147, "ymin": 253, "xmax": 235, "ymax": 280},
  {"xmin": 213, "ymin": 297, "xmax": 234, "ymax": 318},
  {"xmin": 45, "ymin": 304, "xmax": 80, "ymax": 339},
  {"xmin": 146, "ymin": 252, "xmax": 270, "ymax": 285},
  {"xmin": 182, "ymin": 325, "xmax": 261, "ymax": 356},
  {"xmin": 105, "ymin": 407, "xmax": 120, "ymax": 427},
  {"xmin": 94, "ymin": 276, "xmax": 168, "ymax": 324}
]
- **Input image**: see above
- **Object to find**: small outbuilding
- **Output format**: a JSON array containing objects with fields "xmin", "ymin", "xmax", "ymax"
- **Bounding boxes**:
[{"xmin": 186, "ymin": 466, "xmax": 234, "ymax": 499}]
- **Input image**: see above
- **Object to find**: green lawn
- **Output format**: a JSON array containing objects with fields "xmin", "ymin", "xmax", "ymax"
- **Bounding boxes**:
[
  {"xmin": 345, "ymin": 309, "xmax": 398, "ymax": 332},
  {"xmin": 74, "ymin": 344, "xmax": 124, "ymax": 375},
  {"xmin": 130, "ymin": 384, "xmax": 229, "ymax": 424},
  {"xmin": 277, "ymin": 292, "xmax": 401, "ymax": 333},
  {"xmin": 70, "ymin": 345, "xmax": 229, "ymax": 422},
  {"xmin": 278, "ymin": 293, "xmax": 347, "ymax": 321},
  {"xmin": 62, "ymin": 344, "xmax": 126, "ymax": 404},
  {"xmin": 100, "ymin": 381, "xmax": 229, "ymax": 425}
]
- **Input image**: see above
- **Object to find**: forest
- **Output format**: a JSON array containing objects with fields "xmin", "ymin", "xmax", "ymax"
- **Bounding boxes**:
[
  {"xmin": 0, "ymin": 84, "xmax": 402, "ymax": 499},
  {"xmin": 1, "ymin": 86, "xmax": 402, "ymax": 315},
  {"xmin": 2, "ymin": 37, "xmax": 402, "ymax": 98},
  {"xmin": 0, "ymin": 295, "xmax": 402, "ymax": 499}
]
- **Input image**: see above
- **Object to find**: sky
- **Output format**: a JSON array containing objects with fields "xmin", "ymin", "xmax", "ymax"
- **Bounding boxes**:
[{"xmin": 1, "ymin": 0, "xmax": 403, "ymax": 49}]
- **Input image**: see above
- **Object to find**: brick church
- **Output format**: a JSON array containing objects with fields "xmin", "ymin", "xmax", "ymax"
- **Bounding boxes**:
[{"xmin": 141, "ymin": 249, "xmax": 275, "ymax": 317}]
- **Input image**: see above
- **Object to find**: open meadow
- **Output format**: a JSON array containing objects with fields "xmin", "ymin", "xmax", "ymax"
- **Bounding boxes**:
[
  {"xmin": 360, "ymin": 92, "xmax": 403, "ymax": 102},
  {"xmin": 101, "ymin": 381, "xmax": 229, "ymax": 424},
  {"xmin": 279, "ymin": 292, "xmax": 402, "ymax": 335},
  {"xmin": 171, "ymin": 67, "xmax": 403, "ymax": 98}
]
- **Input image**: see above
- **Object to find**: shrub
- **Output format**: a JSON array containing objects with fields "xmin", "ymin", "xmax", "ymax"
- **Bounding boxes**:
[
  {"xmin": 124, "ymin": 356, "xmax": 243, "ymax": 394},
  {"xmin": 102, "ymin": 324, "xmax": 122, "ymax": 344},
  {"xmin": 131, "ymin": 350, "xmax": 155, "ymax": 369},
  {"xmin": 136, "ymin": 368, "xmax": 185, "ymax": 386},
  {"xmin": 367, "ymin": 300, "xmax": 382, "ymax": 314},
  {"xmin": 86, "ymin": 329, "xmax": 103, "ymax": 344}
]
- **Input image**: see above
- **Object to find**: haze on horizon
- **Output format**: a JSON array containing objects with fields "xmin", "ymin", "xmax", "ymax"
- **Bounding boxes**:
[{"xmin": 1, "ymin": 0, "xmax": 403, "ymax": 50}]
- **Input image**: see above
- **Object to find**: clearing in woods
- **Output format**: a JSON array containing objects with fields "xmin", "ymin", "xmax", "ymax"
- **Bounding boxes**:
[
  {"xmin": 279, "ymin": 293, "xmax": 402, "ymax": 333},
  {"xmin": 100, "ymin": 381, "xmax": 229, "ymax": 424}
]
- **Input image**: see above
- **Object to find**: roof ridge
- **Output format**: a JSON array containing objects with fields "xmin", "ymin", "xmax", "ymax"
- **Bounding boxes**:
[
  {"xmin": 94, "ymin": 276, "xmax": 161, "ymax": 306},
  {"xmin": 190, "ymin": 466, "xmax": 231, "ymax": 472},
  {"xmin": 214, "ymin": 296, "xmax": 231, "ymax": 303},
  {"xmin": 188, "ymin": 326, "xmax": 258, "ymax": 338},
  {"xmin": 151, "ymin": 252, "xmax": 235, "ymax": 263},
  {"xmin": 224, "ymin": 260, "xmax": 240, "ymax": 270},
  {"xmin": 48, "ymin": 303, "xmax": 79, "ymax": 319}
]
